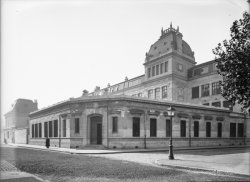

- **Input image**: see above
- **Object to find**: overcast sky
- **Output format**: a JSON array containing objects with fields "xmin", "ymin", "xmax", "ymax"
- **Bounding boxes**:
[{"xmin": 1, "ymin": 0, "xmax": 248, "ymax": 121}]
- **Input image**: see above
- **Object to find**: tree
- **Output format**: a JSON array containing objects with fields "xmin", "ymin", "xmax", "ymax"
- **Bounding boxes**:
[{"xmin": 213, "ymin": 12, "xmax": 250, "ymax": 114}]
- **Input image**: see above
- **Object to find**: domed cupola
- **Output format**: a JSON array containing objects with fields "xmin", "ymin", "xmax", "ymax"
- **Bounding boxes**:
[{"xmin": 145, "ymin": 23, "xmax": 195, "ymax": 63}]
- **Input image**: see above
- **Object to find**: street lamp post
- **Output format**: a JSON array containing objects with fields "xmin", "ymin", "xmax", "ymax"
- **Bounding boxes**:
[{"xmin": 168, "ymin": 106, "xmax": 175, "ymax": 160}]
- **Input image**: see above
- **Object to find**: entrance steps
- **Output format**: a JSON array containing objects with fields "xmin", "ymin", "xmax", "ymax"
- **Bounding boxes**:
[{"xmin": 78, "ymin": 145, "xmax": 107, "ymax": 150}]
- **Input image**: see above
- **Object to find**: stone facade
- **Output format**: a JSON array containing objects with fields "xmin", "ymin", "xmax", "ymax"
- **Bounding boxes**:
[
  {"xmin": 29, "ymin": 96, "xmax": 250, "ymax": 149},
  {"xmin": 4, "ymin": 99, "xmax": 38, "ymax": 144},
  {"xmin": 89, "ymin": 25, "xmax": 241, "ymax": 113},
  {"xmin": 28, "ymin": 24, "xmax": 249, "ymax": 149}
]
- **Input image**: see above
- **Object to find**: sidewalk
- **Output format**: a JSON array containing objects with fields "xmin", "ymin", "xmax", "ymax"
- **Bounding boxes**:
[
  {"xmin": 0, "ymin": 160, "xmax": 45, "ymax": 182},
  {"xmin": 155, "ymin": 152, "xmax": 250, "ymax": 176},
  {"xmin": 7, "ymin": 143, "xmax": 250, "ymax": 154}
]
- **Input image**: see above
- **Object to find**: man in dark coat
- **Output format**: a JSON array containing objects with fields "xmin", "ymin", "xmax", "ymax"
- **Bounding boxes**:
[{"xmin": 46, "ymin": 138, "xmax": 50, "ymax": 148}]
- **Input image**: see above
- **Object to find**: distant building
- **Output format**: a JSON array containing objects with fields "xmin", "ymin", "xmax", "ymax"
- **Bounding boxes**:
[
  {"xmin": 4, "ymin": 99, "xmax": 38, "ymax": 144},
  {"xmin": 28, "ymin": 24, "xmax": 249, "ymax": 149}
]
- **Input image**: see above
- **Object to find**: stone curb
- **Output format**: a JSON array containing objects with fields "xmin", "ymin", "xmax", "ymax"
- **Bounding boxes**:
[
  {"xmin": 154, "ymin": 159, "xmax": 250, "ymax": 177},
  {"xmin": 8, "ymin": 144, "xmax": 250, "ymax": 155}
]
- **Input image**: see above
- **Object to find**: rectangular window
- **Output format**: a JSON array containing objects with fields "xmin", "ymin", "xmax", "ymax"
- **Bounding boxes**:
[
  {"xmin": 206, "ymin": 122, "xmax": 211, "ymax": 137},
  {"xmin": 162, "ymin": 86, "xmax": 168, "ymax": 98},
  {"xmin": 156, "ymin": 65, "xmax": 159, "ymax": 75},
  {"xmin": 192, "ymin": 86, "xmax": 199, "ymax": 99},
  {"xmin": 160, "ymin": 63, "xmax": 164, "ymax": 74},
  {"xmin": 148, "ymin": 89, "xmax": 153, "ymax": 99},
  {"xmin": 112, "ymin": 117, "xmax": 118, "ymax": 133},
  {"xmin": 217, "ymin": 123, "xmax": 222, "ymax": 137},
  {"xmin": 194, "ymin": 121, "xmax": 199, "ymax": 137},
  {"xmin": 193, "ymin": 66, "xmax": 209, "ymax": 76},
  {"xmin": 147, "ymin": 68, "xmax": 151, "ymax": 78},
  {"xmin": 32, "ymin": 124, "xmax": 34, "ymax": 138},
  {"xmin": 63, "ymin": 119, "xmax": 66, "ymax": 137},
  {"xmin": 155, "ymin": 88, "xmax": 160, "ymax": 99},
  {"xmin": 152, "ymin": 66, "xmax": 155, "ymax": 76},
  {"xmin": 49, "ymin": 121, "xmax": 53, "ymax": 137},
  {"xmin": 180, "ymin": 120, "xmax": 186, "ymax": 137},
  {"xmin": 150, "ymin": 118, "xmax": 157, "ymax": 137},
  {"xmin": 138, "ymin": 93, "xmax": 142, "ymax": 97},
  {"xmin": 39, "ymin": 123, "xmax": 42, "ymax": 138},
  {"xmin": 203, "ymin": 103, "xmax": 209, "ymax": 106},
  {"xmin": 201, "ymin": 84, "xmax": 210, "ymax": 97},
  {"xmin": 132, "ymin": 117, "xmax": 140, "ymax": 137},
  {"xmin": 165, "ymin": 61, "xmax": 168, "ymax": 72},
  {"xmin": 75, "ymin": 118, "xmax": 80, "ymax": 133},
  {"xmin": 212, "ymin": 101, "xmax": 221, "ymax": 107},
  {"xmin": 230, "ymin": 123, "xmax": 236, "ymax": 137},
  {"xmin": 238, "ymin": 123, "xmax": 244, "ymax": 137},
  {"xmin": 212, "ymin": 82, "xmax": 221, "ymax": 95},
  {"xmin": 54, "ymin": 120, "xmax": 58, "ymax": 137},
  {"xmin": 166, "ymin": 119, "xmax": 170, "ymax": 137},
  {"xmin": 35, "ymin": 123, "xmax": 38, "ymax": 138},
  {"xmin": 44, "ymin": 122, "xmax": 48, "ymax": 138}
]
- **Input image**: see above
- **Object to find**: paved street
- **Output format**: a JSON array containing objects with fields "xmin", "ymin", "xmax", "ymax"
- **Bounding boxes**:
[
  {"xmin": 1, "ymin": 145, "xmax": 249, "ymax": 182},
  {"xmin": 93, "ymin": 148, "xmax": 250, "ymax": 175}
]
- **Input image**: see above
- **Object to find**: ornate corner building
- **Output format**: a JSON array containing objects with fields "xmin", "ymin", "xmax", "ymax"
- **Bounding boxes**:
[{"xmin": 28, "ymin": 25, "xmax": 250, "ymax": 149}]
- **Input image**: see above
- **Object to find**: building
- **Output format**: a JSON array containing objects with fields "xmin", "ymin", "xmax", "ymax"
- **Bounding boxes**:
[
  {"xmin": 29, "ymin": 24, "xmax": 250, "ymax": 149},
  {"xmin": 4, "ymin": 99, "xmax": 38, "ymax": 144}
]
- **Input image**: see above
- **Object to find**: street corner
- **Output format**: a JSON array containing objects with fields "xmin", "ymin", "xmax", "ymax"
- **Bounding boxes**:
[{"xmin": 0, "ymin": 171, "xmax": 46, "ymax": 182}]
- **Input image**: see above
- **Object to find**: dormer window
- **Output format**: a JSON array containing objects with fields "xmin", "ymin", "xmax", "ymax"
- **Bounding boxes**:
[{"xmin": 154, "ymin": 46, "xmax": 157, "ymax": 50}]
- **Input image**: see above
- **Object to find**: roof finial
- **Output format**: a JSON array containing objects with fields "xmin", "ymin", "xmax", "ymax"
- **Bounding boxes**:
[
  {"xmin": 170, "ymin": 22, "xmax": 172, "ymax": 29},
  {"xmin": 177, "ymin": 26, "xmax": 179, "ymax": 32},
  {"xmin": 161, "ymin": 27, "xmax": 164, "ymax": 35}
]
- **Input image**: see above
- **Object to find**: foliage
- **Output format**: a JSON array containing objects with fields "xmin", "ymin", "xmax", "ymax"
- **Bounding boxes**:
[{"xmin": 213, "ymin": 12, "xmax": 250, "ymax": 114}]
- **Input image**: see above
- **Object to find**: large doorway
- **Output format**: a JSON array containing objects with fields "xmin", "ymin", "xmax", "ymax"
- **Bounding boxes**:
[{"xmin": 90, "ymin": 115, "xmax": 102, "ymax": 145}]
